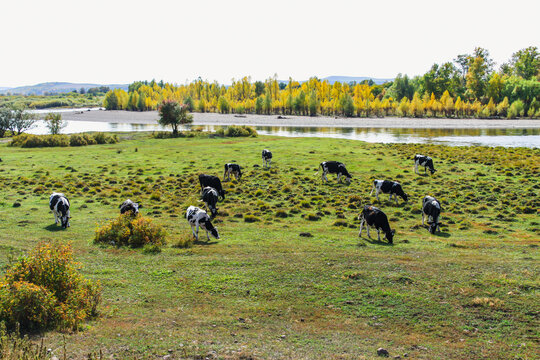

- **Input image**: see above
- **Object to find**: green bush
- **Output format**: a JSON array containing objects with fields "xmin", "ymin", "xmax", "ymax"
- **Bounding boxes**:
[
  {"xmin": 0, "ymin": 242, "xmax": 101, "ymax": 331},
  {"xmin": 94, "ymin": 214, "xmax": 167, "ymax": 248},
  {"xmin": 215, "ymin": 125, "xmax": 257, "ymax": 137},
  {"xmin": 9, "ymin": 134, "xmax": 70, "ymax": 148}
]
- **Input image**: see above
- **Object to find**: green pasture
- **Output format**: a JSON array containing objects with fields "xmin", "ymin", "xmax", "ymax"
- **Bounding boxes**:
[{"xmin": 0, "ymin": 133, "xmax": 538, "ymax": 359}]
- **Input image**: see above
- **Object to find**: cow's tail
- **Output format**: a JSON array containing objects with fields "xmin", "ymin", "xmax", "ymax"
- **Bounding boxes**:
[{"xmin": 314, "ymin": 163, "xmax": 322, "ymax": 176}]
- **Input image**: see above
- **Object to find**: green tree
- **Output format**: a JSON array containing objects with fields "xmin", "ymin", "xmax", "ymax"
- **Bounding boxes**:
[
  {"xmin": 255, "ymin": 96, "xmax": 263, "ymax": 114},
  {"xmin": 308, "ymin": 91, "xmax": 319, "ymax": 116},
  {"xmin": 218, "ymin": 96, "xmax": 230, "ymax": 114},
  {"xmin": 103, "ymin": 91, "xmax": 118, "ymax": 110},
  {"xmin": 254, "ymin": 81, "xmax": 265, "ymax": 97},
  {"xmin": 44, "ymin": 113, "xmax": 66, "ymax": 135},
  {"xmin": 388, "ymin": 73, "xmax": 415, "ymax": 101},
  {"xmin": 510, "ymin": 46, "xmax": 540, "ymax": 80},
  {"xmin": 5, "ymin": 105, "xmax": 36, "ymax": 135},
  {"xmin": 158, "ymin": 100, "xmax": 193, "ymax": 135}
]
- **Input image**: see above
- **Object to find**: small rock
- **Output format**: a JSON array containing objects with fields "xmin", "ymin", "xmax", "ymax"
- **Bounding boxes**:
[
  {"xmin": 377, "ymin": 348, "xmax": 389, "ymax": 357},
  {"xmin": 280, "ymin": 334, "xmax": 286, "ymax": 339},
  {"xmin": 299, "ymin": 232, "xmax": 313, "ymax": 237},
  {"xmin": 13, "ymin": 202, "xmax": 21, "ymax": 208}
]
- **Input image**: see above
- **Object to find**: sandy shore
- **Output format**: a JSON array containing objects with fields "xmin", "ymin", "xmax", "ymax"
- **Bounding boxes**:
[{"xmin": 59, "ymin": 110, "xmax": 540, "ymax": 129}]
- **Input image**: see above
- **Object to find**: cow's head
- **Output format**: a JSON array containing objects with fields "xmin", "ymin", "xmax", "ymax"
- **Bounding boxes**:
[
  {"xmin": 203, "ymin": 220, "xmax": 220, "ymax": 239},
  {"xmin": 430, "ymin": 168, "xmax": 437, "ymax": 175},
  {"xmin": 60, "ymin": 213, "xmax": 70, "ymax": 228},
  {"xmin": 210, "ymin": 227, "xmax": 220, "ymax": 239},
  {"xmin": 402, "ymin": 193, "xmax": 408, "ymax": 202},
  {"xmin": 386, "ymin": 229, "xmax": 395, "ymax": 243}
]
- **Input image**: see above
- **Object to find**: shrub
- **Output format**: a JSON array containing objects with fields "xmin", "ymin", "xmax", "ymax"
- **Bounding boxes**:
[
  {"xmin": 275, "ymin": 210, "xmax": 288, "ymax": 218},
  {"xmin": 69, "ymin": 134, "xmax": 88, "ymax": 146},
  {"xmin": 0, "ymin": 242, "xmax": 101, "ymax": 331},
  {"xmin": 215, "ymin": 125, "xmax": 257, "ymax": 137},
  {"xmin": 93, "ymin": 132, "xmax": 118, "ymax": 144},
  {"xmin": 94, "ymin": 214, "xmax": 167, "ymax": 248}
]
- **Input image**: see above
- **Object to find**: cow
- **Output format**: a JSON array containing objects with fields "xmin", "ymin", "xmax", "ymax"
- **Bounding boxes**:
[
  {"xmin": 223, "ymin": 163, "xmax": 242, "ymax": 181},
  {"xmin": 422, "ymin": 196, "xmax": 441, "ymax": 234},
  {"xmin": 199, "ymin": 174, "xmax": 225, "ymax": 200},
  {"xmin": 358, "ymin": 205, "xmax": 395, "ymax": 243},
  {"xmin": 201, "ymin": 186, "xmax": 219, "ymax": 218},
  {"xmin": 186, "ymin": 206, "xmax": 219, "ymax": 241},
  {"xmin": 262, "ymin": 149, "xmax": 272, "ymax": 168},
  {"xmin": 49, "ymin": 192, "xmax": 70, "ymax": 228},
  {"xmin": 370, "ymin": 180, "xmax": 408, "ymax": 204},
  {"xmin": 414, "ymin": 154, "xmax": 436, "ymax": 175},
  {"xmin": 318, "ymin": 161, "xmax": 352, "ymax": 184},
  {"xmin": 119, "ymin": 199, "xmax": 142, "ymax": 216}
]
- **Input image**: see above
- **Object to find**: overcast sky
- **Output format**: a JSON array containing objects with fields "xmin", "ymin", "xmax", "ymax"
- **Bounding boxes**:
[{"xmin": 1, "ymin": 0, "xmax": 539, "ymax": 87}]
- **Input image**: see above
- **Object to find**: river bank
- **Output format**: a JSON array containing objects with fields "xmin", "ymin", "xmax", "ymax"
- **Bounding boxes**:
[{"xmin": 57, "ymin": 110, "xmax": 540, "ymax": 129}]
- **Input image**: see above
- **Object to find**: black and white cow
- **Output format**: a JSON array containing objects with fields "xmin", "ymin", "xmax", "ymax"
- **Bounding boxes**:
[
  {"xmin": 262, "ymin": 149, "xmax": 272, "ymax": 168},
  {"xmin": 223, "ymin": 163, "xmax": 242, "ymax": 181},
  {"xmin": 358, "ymin": 205, "xmax": 395, "ymax": 243},
  {"xmin": 318, "ymin": 161, "xmax": 352, "ymax": 184},
  {"xmin": 49, "ymin": 192, "xmax": 70, "ymax": 228},
  {"xmin": 119, "ymin": 199, "xmax": 142, "ymax": 216},
  {"xmin": 186, "ymin": 206, "xmax": 219, "ymax": 241},
  {"xmin": 199, "ymin": 174, "xmax": 225, "ymax": 200},
  {"xmin": 422, "ymin": 196, "xmax": 441, "ymax": 234},
  {"xmin": 414, "ymin": 154, "xmax": 436, "ymax": 175},
  {"xmin": 370, "ymin": 180, "xmax": 408, "ymax": 204},
  {"xmin": 201, "ymin": 186, "xmax": 219, "ymax": 218}
]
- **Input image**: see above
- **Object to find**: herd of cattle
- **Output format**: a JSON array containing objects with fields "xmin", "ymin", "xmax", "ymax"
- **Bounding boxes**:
[{"xmin": 48, "ymin": 150, "xmax": 440, "ymax": 244}]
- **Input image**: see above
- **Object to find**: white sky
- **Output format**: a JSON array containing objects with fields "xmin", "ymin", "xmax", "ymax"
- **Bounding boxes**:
[{"xmin": 1, "ymin": 0, "xmax": 539, "ymax": 87}]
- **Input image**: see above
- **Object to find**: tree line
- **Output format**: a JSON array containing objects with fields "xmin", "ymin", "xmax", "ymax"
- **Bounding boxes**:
[{"xmin": 103, "ymin": 46, "xmax": 540, "ymax": 119}]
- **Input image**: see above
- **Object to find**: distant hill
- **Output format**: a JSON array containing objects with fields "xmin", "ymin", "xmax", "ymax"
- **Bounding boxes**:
[
  {"xmin": 277, "ymin": 76, "xmax": 393, "ymax": 86},
  {"xmin": 321, "ymin": 76, "xmax": 393, "ymax": 85},
  {"xmin": 0, "ymin": 82, "xmax": 129, "ymax": 95}
]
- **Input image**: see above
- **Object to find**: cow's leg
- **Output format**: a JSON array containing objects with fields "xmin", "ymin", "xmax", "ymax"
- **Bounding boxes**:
[
  {"xmin": 366, "ymin": 224, "xmax": 371, "ymax": 238},
  {"xmin": 370, "ymin": 184, "xmax": 375, "ymax": 196},
  {"xmin": 268, "ymin": 159, "xmax": 271, "ymax": 168},
  {"xmin": 358, "ymin": 218, "xmax": 365, "ymax": 237},
  {"xmin": 395, "ymin": 195, "xmax": 399, "ymax": 205},
  {"xmin": 337, "ymin": 173, "xmax": 341, "ymax": 183},
  {"xmin": 414, "ymin": 163, "xmax": 418, "ymax": 174},
  {"xmin": 53, "ymin": 211, "xmax": 58, "ymax": 224},
  {"xmin": 206, "ymin": 229, "xmax": 211, "ymax": 241},
  {"xmin": 375, "ymin": 189, "xmax": 380, "ymax": 202},
  {"xmin": 422, "ymin": 212, "xmax": 425, "ymax": 225},
  {"xmin": 377, "ymin": 229, "xmax": 381, "ymax": 241}
]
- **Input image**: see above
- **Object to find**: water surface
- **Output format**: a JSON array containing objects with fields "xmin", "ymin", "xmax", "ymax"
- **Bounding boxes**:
[{"xmin": 27, "ymin": 120, "xmax": 540, "ymax": 148}]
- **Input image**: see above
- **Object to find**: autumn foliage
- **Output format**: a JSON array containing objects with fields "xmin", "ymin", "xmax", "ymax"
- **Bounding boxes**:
[{"xmin": 0, "ymin": 242, "xmax": 101, "ymax": 331}]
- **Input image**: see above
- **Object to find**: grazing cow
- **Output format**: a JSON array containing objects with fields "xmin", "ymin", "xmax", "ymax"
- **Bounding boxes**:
[
  {"xmin": 262, "ymin": 149, "xmax": 272, "ymax": 168},
  {"xmin": 370, "ymin": 180, "xmax": 408, "ymax": 204},
  {"xmin": 422, "ymin": 196, "xmax": 441, "ymax": 234},
  {"xmin": 318, "ymin": 161, "xmax": 352, "ymax": 184},
  {"xmin": 414, "ymin": 154, "xmax": 436, "ymax": 175},
  {"xmin": 49, "ymin": 193, "xmax": 70, "ymax": 228},
  {"xmin": 119, "ymin": 199, "xmax": 142, "ymax": 215},
  {"xmin": 358, "ymin": 205, "xmax": 395, "ymax": 243},
  {"xmin": 199, "ymin": 174, "xmax": 225, "ymax": 200},
  {"xmin": 201, "ymin": 186, "xmax": 219, "ymax": 218},
  {"xmin": 186, "ymin": 206, "xmax": 219, "ymax": 241},
  {"xmin": 223, "ymin": 163, "xmax": 242, "ymax": 181}
]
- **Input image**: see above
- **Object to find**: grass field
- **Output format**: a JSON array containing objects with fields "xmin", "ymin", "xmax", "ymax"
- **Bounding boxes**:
[{"xmin": 0, "ymin": 133, "xmax": 538, "ymax": 359}]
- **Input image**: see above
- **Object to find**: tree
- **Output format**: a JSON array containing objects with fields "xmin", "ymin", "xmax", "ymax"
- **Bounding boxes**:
[
  {"xmin": 510, "ymin": 46, "xmax": 540, "ymax": 80},
  {"xmin": 0, "ymin": 107, "xmax": 11, "ymax": 137},
  {"xmin": 388, "ymin": 73, "xmax": 414, "ymax": 101},
  {"xmin": 308, "ymin": 91, "xmax": 319, "ymax": 116},
  {"xmin": 44, "ymin": 113, "xmax": 67, "ymax": 135},
  {"xmin": 79, "ymin": 87, "xmax": 86, "ymax": 94},
  {"xmin": 5, "ymin": 106, "xmax": 36, "ymax": 135},
  {"xmin": 254, "ymin": 81, "xmax": 265, "ymax": 97},
  {"xmin": 158, "ymin": 100, "xmax": 193, "ymax": 135},
  {"xmin": 218, "ymin": 96, "xmax": 230, "ymax": 114}
]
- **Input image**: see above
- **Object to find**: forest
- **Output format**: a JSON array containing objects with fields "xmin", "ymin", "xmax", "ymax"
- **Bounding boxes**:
[{"xmin": 104, "ymin": 46, "xmax": 540, "ymax": 119}]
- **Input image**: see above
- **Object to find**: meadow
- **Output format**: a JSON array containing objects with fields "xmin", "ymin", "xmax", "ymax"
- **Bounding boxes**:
[{"xmin": 0, "ymin": 133, "xmax": 538, "ymax": 359}]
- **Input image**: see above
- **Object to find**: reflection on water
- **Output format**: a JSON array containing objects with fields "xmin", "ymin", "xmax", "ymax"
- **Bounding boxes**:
[{"xmin": 27, "ymin": 120, "xmax": 540, "ymax": 148}]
